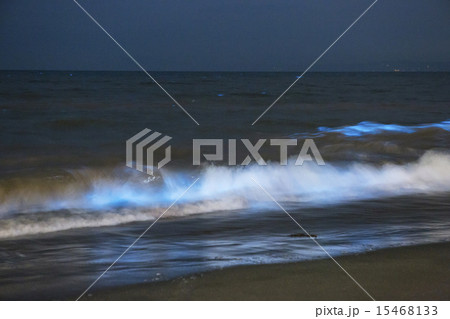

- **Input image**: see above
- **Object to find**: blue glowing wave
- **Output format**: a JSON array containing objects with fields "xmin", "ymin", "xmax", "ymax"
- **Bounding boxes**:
[
  {"xmin": 317, "ymin": 120, "xmax": 450, "ymax": 137},
  {"xmin": 1, "ymin": 151, "xmax": 450, "ymax": 238}
]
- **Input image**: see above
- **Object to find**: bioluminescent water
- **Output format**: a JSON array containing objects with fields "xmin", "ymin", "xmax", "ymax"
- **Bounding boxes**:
[{"xmin": 0, "ymin": 71, "xmax": 449, "ymax": 299}]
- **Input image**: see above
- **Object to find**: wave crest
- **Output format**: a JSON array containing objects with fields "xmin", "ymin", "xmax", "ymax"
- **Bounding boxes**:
[{"xmin": 1, "ymin": 151, "xmax": 450, "ymax": 238}]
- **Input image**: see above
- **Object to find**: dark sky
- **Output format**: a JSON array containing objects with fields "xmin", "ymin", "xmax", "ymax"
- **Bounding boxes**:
[{"xmin": 1, "ymin": 0, "xmax": 449, "ymax": 71}]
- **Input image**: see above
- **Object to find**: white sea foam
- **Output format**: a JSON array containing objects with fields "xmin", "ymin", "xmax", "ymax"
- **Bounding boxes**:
[{"xmin": 1, "ymin": 151, "xmax": 450, "ymax": 238}]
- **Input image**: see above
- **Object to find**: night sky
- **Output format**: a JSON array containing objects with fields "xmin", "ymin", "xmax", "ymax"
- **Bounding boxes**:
[{"xmin": 1, "ymin": 0, "xmax": 449, "ymax": 71}]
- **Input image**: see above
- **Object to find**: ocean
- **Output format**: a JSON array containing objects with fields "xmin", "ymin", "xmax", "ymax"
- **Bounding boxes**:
[{"xmin": 0, "ymin": 71, "xmax": 449, "ymax": 299}]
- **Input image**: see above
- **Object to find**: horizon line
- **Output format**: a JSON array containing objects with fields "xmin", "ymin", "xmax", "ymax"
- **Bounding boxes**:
[{"xmin": 1, "ymin": 69, "xmax": 449, "ymax": 73}]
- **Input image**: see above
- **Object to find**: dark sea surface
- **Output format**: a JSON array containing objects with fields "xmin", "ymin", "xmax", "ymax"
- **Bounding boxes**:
[{"xmin": 0, "ymin": 71, "xmax": 449, "ymax": 299}]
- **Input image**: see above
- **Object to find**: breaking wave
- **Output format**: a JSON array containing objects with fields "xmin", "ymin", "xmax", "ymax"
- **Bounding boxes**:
[
  {"xmin": 316, "ymin": 120, "xmax": 450, "ymax": 137},
  {"xmin": 1, "ymin": 151, "xmax": 450, "ymax": 238}
]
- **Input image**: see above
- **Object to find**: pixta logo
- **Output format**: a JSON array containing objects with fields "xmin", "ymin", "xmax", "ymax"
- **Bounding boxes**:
[
  {"xmin": 193, "ymin": 139, "xmax": 325, "ymax": 166},
  {"xmin": 126, "ymin": 128, "xmax": 172, "ymax": 176},
  {"xmin": 126, "ymin": 129, "xmax": 325, "ymax": 175}
]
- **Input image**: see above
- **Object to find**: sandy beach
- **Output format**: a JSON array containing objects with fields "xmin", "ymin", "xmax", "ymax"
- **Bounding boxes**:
[{"xmin": 81, "ymin": 242, "xmax": 450, "ymax": 301}]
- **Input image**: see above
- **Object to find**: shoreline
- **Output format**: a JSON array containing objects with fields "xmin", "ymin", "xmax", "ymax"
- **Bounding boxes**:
[{"xmin": 82, "ymin": 241, "xmax": 450, "ymax": 301}]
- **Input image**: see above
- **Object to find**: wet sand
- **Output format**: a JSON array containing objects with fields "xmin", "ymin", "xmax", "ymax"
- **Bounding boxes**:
[{"xmin": 82, "ymin": 242, "xmax": 450, "ymax": 300}]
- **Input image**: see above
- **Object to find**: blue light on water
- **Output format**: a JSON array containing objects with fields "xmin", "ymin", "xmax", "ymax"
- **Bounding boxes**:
[
  {"xmin": 317, "ymin": 120, "xmax": 450, "ymax": 137},
  {"xmin": 217, "ymin": 93, "xmax": 224, "ymax": 97}
]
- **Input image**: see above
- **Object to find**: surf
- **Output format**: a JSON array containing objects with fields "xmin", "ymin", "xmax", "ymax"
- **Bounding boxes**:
[{"xmin": 1, "ymin": 150, "xmax": 450, "ymax": 238}]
